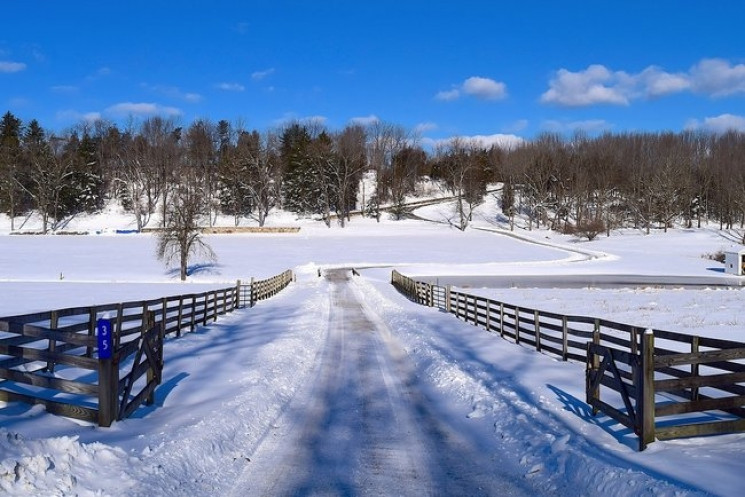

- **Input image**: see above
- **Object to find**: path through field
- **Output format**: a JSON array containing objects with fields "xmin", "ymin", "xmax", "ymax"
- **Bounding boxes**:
[{"xmin": 230, "ymin": 269, "xmax": 534, "ymax": 496}]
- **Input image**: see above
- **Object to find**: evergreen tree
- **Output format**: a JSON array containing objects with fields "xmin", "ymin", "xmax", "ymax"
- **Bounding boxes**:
[
  {"xmin": 0, "ymin": 111, "xmax": 28, "ymax": 229},
  {"xmin": 280, "ymin": 123, "xmax": 315, "ymax": 214}
]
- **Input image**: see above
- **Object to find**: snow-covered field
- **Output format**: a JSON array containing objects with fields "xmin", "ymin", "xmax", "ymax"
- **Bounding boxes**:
[{"xmin": 1, "ymin": 199, "xmax": 745, "ymax": 496}]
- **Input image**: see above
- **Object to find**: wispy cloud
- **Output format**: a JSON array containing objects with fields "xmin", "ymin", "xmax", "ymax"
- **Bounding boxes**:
[
  {"xmin": 51, "ymin": 85, "xmax": 79, "ymax": 94},
  {"xmin": 414, "ymin": 122, "xmax": 438, "ymax": 134},
  {"xmin": 422, "ymin": 133, "xmax": 524, "ymax": 150},
  {"xmin": 436, "ymin": 76, "xmax": 507, "ymax": 102},
  {"xmin": 689, "ymin": 59, "xmax": 745, "ymax": 97},
  {"xmin": 142, "ymin": 84, "xmax": 202, "ymax": 102},
  {"xmin": 350, "ymin": 115, "xmax": 379, "ymax": 126},
  {"xmin": 252, "ymin": 68, "xmax": 275, "ymax": 81},
  {"xmin": 541, "ymin": 119, "xmax": 612, "ymax": 134},
  {"xmin": 0, "ymin": 61, "xmax": 27, "ymax": 73},
  {"xmin": 541, "ymin": 58, "xmax": 745, "ymax": 107},
  {"xmin": 215, "ymin": 82, "xmax": 245, "ymax": 92},
  {"xmin": 272, "ymin": 113, "xmax": 327, "ymax": 127},
  {"xmin": 105, "ymin": 102, "xmax": 182, "ymax": 117},
  {"xmin": 685, "ymin": 113, "xmax": 745, "ymax": 133},
  {"xmin": 504, "ymin": 119, "xmax": 529, "ymax": 133},
  {"xmin": 56, "ymin": 110, "xmax": 102, "ymax": 123}
]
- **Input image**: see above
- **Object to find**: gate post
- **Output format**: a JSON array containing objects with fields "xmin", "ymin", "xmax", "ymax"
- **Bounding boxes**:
[
  {"xmin": 98, "ymin": 355, "xmax": 118, "ymax": 427},
  {"xmin": 638, "ymin": 329, "xmax": 656, "ymax": 451},
  {"xmin": 145, "ymin": 310, "xmax": 157, "ymax": 406}
]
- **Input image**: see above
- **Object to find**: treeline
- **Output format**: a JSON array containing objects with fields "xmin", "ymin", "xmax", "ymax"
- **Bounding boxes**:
[{"xmin": 1, "ymin": 110, "xmax": 744, "ymax": 234}]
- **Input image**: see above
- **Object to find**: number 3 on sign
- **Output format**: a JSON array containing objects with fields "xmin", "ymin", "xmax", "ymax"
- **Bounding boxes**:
[{"xmin": 97, "ymin": 318, "xmax": 113, "ymax": 359}]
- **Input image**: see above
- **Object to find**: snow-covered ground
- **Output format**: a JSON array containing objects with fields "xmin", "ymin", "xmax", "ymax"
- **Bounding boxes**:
[{"xmin": 1, "ymin": 198, "xmax": 744, "ymax": 496}]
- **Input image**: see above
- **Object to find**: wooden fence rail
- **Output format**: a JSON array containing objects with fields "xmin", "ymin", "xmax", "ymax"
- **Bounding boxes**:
[
  {"xmin": 0, "ymin": 270, "xmax": 294, "ymax": 427},
  {"xmin": 391, "ymin": 270, "xmax": 745, "ymax": 450}
]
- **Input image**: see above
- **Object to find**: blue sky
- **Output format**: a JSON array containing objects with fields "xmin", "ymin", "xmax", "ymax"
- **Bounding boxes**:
[{"xmin": 2, "ymin": 1, "xmax": 745, "ymax": 146}]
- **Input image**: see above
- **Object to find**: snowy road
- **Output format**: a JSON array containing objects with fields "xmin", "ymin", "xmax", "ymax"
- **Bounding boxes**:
[{"xmin": 232, "ymin": 269, "xmax": 534, "ymax": 496}]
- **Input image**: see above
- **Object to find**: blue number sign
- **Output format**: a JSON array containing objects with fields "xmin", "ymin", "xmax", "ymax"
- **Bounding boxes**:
[{"xmin": 97, "ymin": 318, "xmax": 113, "ymax": 359}]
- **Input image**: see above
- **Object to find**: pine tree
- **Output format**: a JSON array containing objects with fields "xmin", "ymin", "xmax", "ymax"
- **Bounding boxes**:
[{"xmin": 0, "ymin": 111, "xmax": 27, "ymax": 230}]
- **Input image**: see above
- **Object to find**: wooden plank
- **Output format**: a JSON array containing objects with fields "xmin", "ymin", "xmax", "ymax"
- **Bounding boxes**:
[
  {"xmin": 656, "ymin": 394, "xmax": 745, "ymax": 417},
  {"xmin": 588, "ymin": 398, "xmax": 635, "ymax": 430},
  {"xmin": 0, "ymin": 368, "xmax": 98, "ymax": 395},
  {"xmin": 655, "ymin": 418, "xmax": 745, "ymax": 440},
  {"xmin": 20, "ymin": 324, "xmax": 96, "ymax": 347},
  {"xmin": 0, "ymin": 343, "xmax": 99, "ymax": 370},
  {"xmin": 655, "ymin": 371, "xmax": 745, "ymax": 392},
  {"xmin": 120, "ymin": 379, "xmax": 158, "ymax": 419},
  {"xmin": 0, "ymin": 388, "xmax": 98, "ymax": 423},
  {"xmin": 655, "ymin": 348, "xmax": 745, "ymax": 368}
]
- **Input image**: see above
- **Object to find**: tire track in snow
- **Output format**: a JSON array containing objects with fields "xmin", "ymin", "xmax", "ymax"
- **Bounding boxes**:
[{"xmin": 232, "ymin": 269, "xmax": 532, "ymax": 496}]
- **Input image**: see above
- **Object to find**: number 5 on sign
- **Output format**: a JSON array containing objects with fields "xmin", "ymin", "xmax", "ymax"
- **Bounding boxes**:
[{"xmin": 97, "ymin": 318, "xmax": 113, "ymax": 359}]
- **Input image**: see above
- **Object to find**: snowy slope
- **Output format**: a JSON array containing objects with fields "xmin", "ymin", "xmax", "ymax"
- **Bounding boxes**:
[{"xmin": 0, "ymin": 199, "xmax": 744, "ymax": 496}]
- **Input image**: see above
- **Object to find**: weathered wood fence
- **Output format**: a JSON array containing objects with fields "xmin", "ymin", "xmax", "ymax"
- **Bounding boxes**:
[
  {"xmin": 0, "ymin": 270, "xmax": 294, "ymax": 427},
  {"xmin": 391, "ymin": 270, "xmax": 745, "ymax": 450},
  {"xmin": 238, "ymin": 270, "xmax": 294, "ymax": 308}
]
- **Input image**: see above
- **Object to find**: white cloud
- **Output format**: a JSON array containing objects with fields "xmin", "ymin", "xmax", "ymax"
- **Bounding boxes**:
[
  {"xmin": 216, "ymin": 82, "xmax": 245, "ymax": 92},
  {"xmin": 105, "ymin": 102, "xmax": 182, "ymax": 117},
  {"xmin": 462, "ymin": 76, "xmax": 507, "ymax": 100},
  {"xmin": 689, "ymin": 58, "xmax": 745, "ymax": 97},
  {"xmin": 350, "ymin": 115, "xmax": 379, "ymax": 126},
  {"xmin": 252, "ymin": 68, "xmax": 275, "ymax": 81},
  {"xmin": 142, "ymin": 84, "xmax": 202, "ymax": 102},
  {"xmin": 424, "ymin": 133, "xmax": 524, "ymax": 151},
  {"xmin": 436, "ymin": 76, "xmax": 507, "ymax": 101},
  {"xmin": 541, "ymin": 65, "xmax": 629, "ymax": 106},
  {"xmin": 0, "ymin": 61, "xmax": 26, "ymax": 73},
  {"xmin": 504, "ymin": 119, "xmax": 528, "ymax": 133},
  {"xmin": 542, "ymin": 58, "xmax": 745, "ymax": 107},
  {"xmin": 541, "ymin": 119, "xmax": 612, "ymax": 134},
  {"xmin": 435, "ymin": 88, "xmax": 460, "ymax": 101},
  {"xmin": 272, "ymin": 113, "xmax": 327, "ymax": 127},
  {"xmin": 414, "ymin": 122, "xmax": 438, "ymax": 134},
  {"xmin": 57, "ymin": 110, "xmax": 103, "ymax": 123},
  {"xmin": 685, "ymin": 113, "xmax": 745, "ymax": 133},
  {"xmin": 637, "ymin": 66, "xmax": 690, "ymax": 96}
]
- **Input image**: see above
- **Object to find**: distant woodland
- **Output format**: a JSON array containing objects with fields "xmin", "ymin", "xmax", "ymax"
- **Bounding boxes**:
[{"xmin": 2, "ymin": 111, "xmax": 744, "ymax": 236}]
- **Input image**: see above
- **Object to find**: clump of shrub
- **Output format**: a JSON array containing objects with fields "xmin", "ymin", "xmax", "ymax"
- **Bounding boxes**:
[
  {"xmin": 562, "ymin": 218, "xmax": 606, "ymax": 241},
  {"xmin": 703, "ymin": 250, "xmax": 726, "ymax": 263}
]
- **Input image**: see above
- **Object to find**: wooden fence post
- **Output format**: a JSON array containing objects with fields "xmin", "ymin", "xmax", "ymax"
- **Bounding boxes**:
[
  {"xmin": 485, "ymin": 300, "xmax": 491, "ymax": 332},
  {"xmin": 98, "ymin": 353, "xmax": 118, "ymax": 427},
  {"xmin": 592, "ymin": 319, "xmax": 600, "ymax": 366},
  {"xmin": 235, "ymin": 280, "xmax": 242, "ymax": 309},
  {"xmin": 500, "ymin": 303, "xmax": 505, "ymax": 337},
  {"xmin": 145, "ymin": 310, "xmax": 156, "ymax": 406},
  {"xmin": 177, "ymin": 296, "xmax": 184, "ymax": 338},
  {"xmin": 46, "ymin": 310, "xmax": 59, "ymax": 373},
  {"xmin": 114, "ymin": 303, "xmax": 123, "ymax": 350},
  {"xmin": 691, "ymin": 336, "xmax": 700, "ymax": 401},
  {"xmin": 161, "ymin": 298, "xmax": 168, "ymax": 335},
  {"xmin": 202, "ymin": 293, "xmax": 209, "ymax": 326},
  {"xmin": 445, "ymin": 286, "xmax": 451, "ymax": 313},
  {"xmin": 562, "ymin": 316, "xmax": 568, "ymax": 361},
  {"xmin": 86, "ymin": 307, "xmax": 97, "ymax": 358},
  {"xmin": 534, "ymin": 310, "xmax": 541, "ymax": 351},
  {"xmin": 638, "ymin": 329, "xmax": 656, "ymax": 451},
  {"xmin": 190, "ymin": 296, "xmax": 196, "ymax": 333},
  {"xmin": 585, "ymin": 341, "xmax": 600, "ymax": 416},
  {"xmin": 515, "ymin": 307, "xmax": 520, "ymax": 344},
  {"xmin": 250, "ymin": 277, "xmax": 255, "ymax": 308}
]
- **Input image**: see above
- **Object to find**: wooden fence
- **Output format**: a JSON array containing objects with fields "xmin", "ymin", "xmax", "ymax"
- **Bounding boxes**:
[
  {"xmin": 391, "ymin": 270, "xmax": 745, "ymax": 450},
  {"xmin": 238, "ymin": 270, "xmax": 294, "ymax": 308},
  {"xmin": 0, "ymin": 270, "xmax": 294, "ymax": 427}
]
